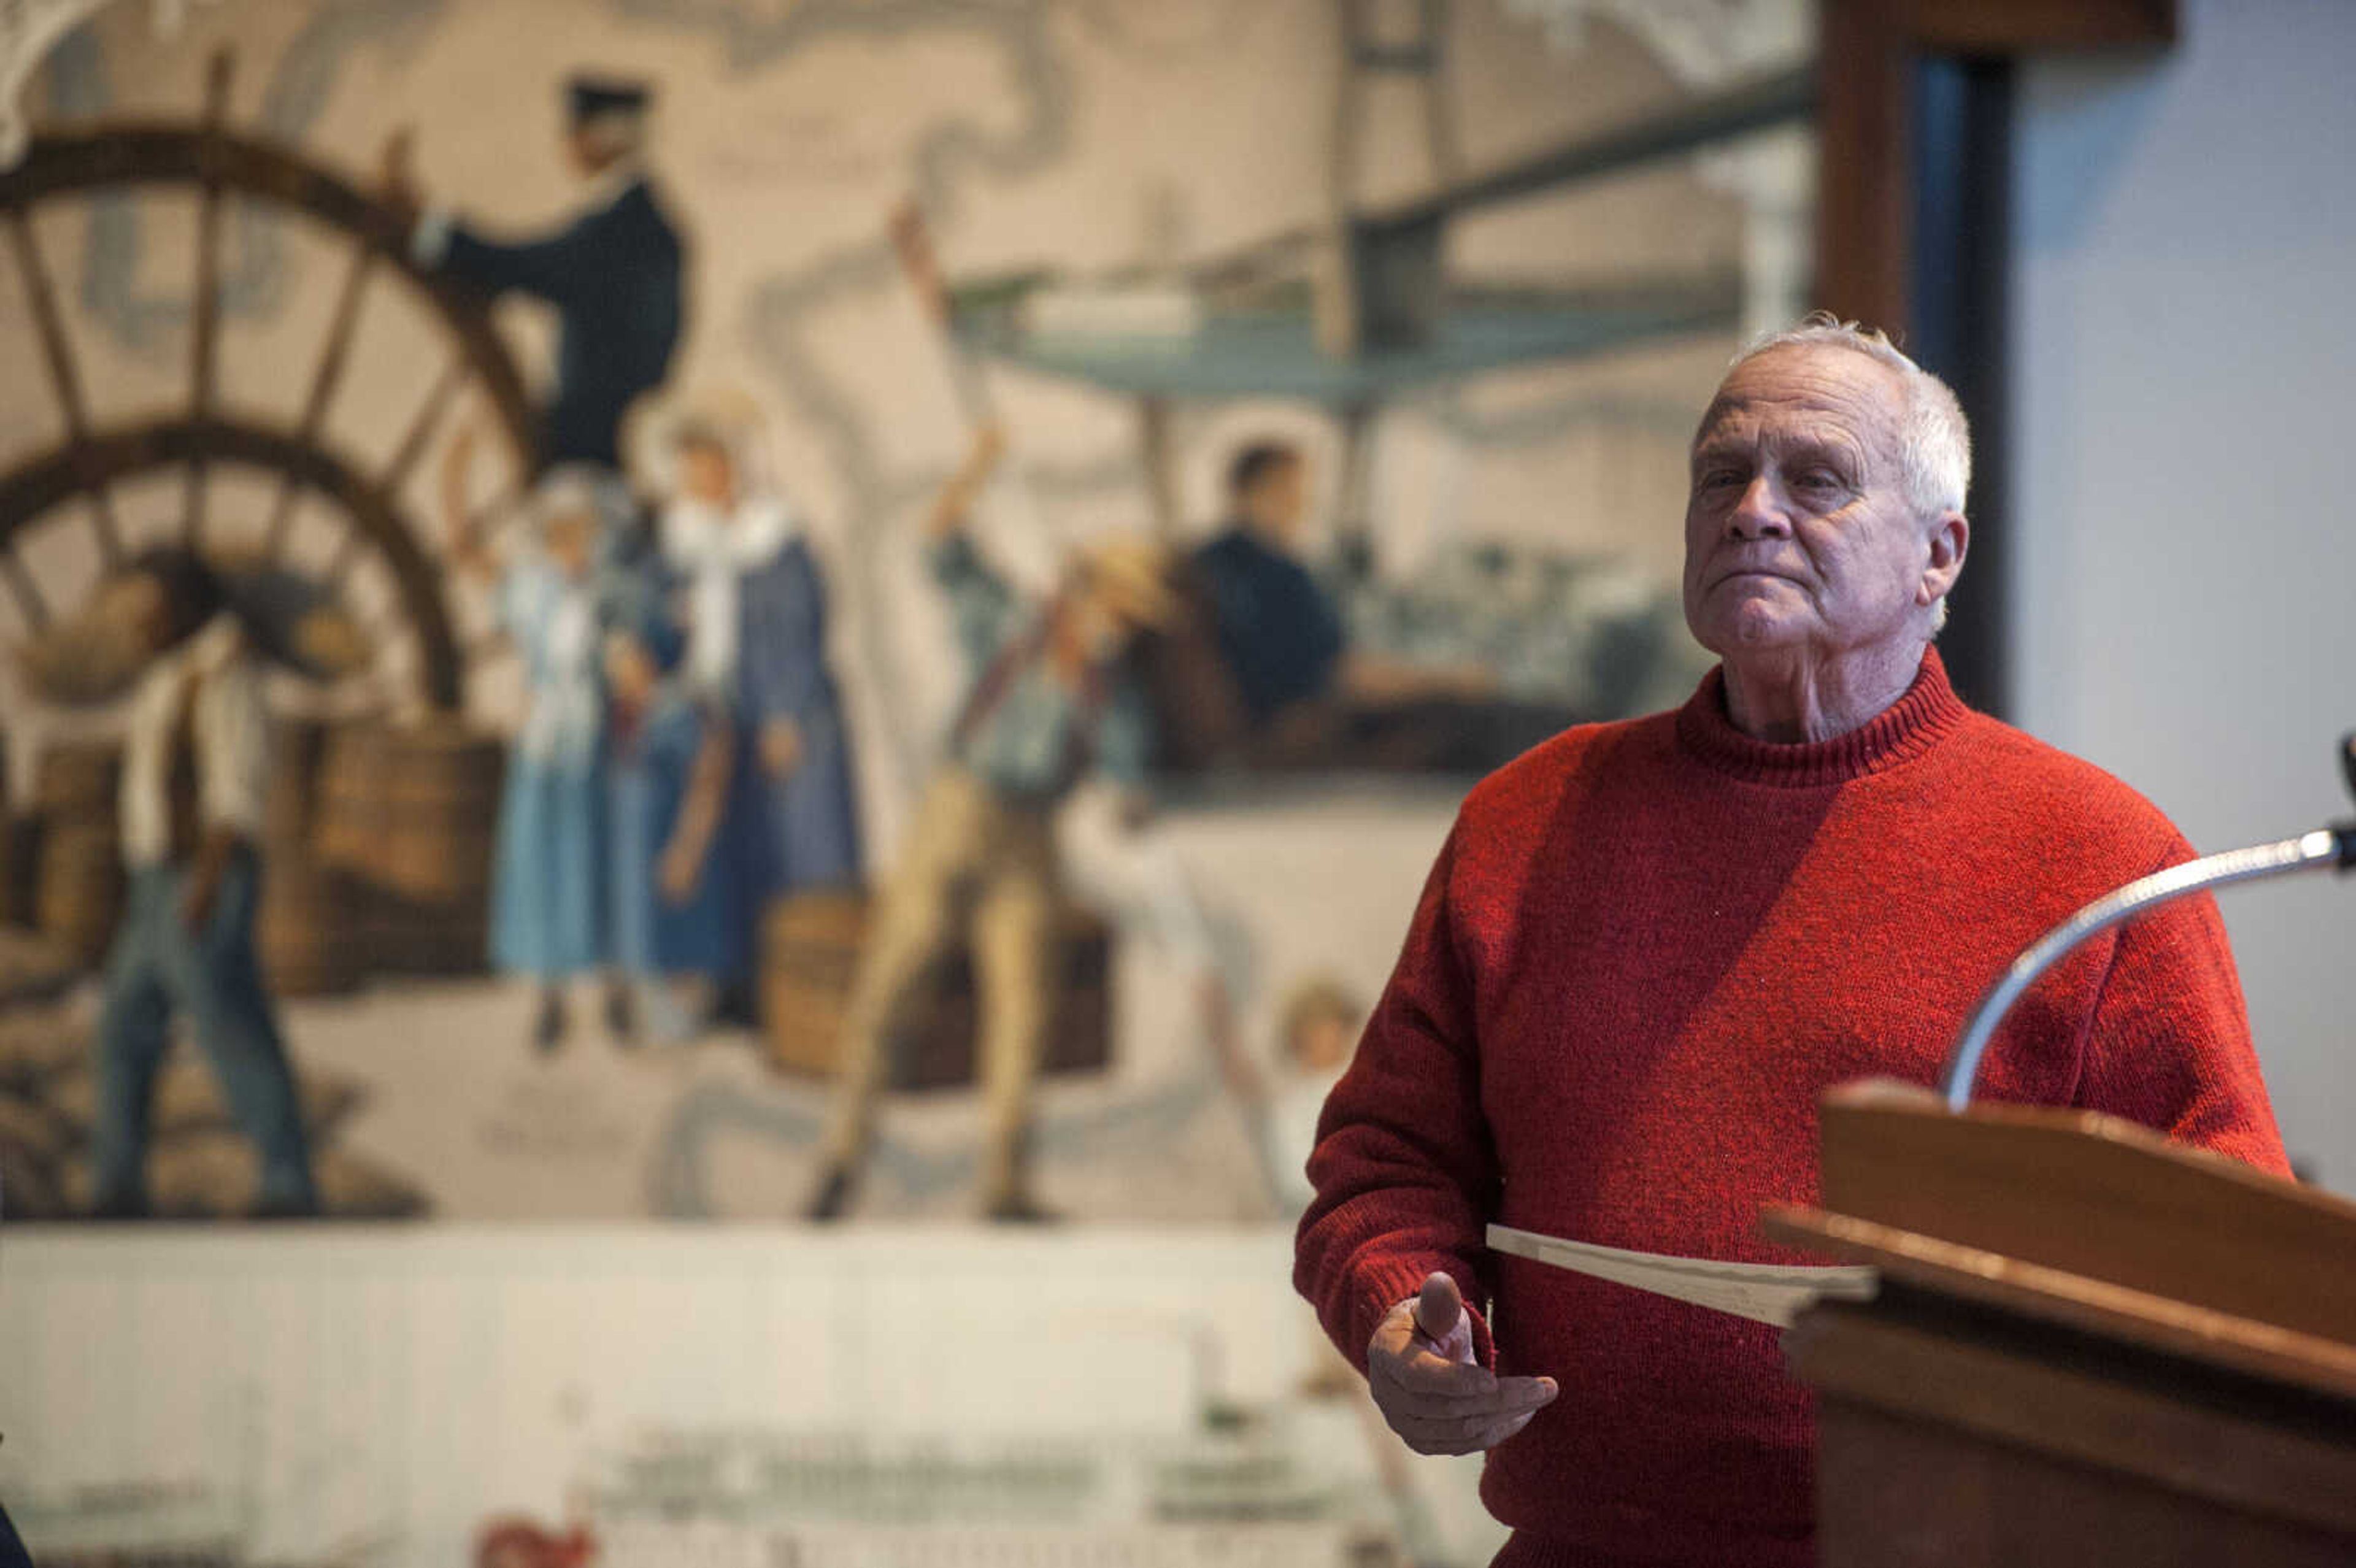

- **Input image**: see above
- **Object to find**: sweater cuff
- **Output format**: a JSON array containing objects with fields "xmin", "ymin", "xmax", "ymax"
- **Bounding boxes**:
[{"xmin": 1349, "ymin": 1255, "xmax": 1495, "ymax": 1375}]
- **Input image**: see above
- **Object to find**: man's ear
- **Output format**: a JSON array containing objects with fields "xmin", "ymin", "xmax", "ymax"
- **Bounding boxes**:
[{"xmin": 1919, "ymin": 510, "xmax": 1968, "ymax": 605}]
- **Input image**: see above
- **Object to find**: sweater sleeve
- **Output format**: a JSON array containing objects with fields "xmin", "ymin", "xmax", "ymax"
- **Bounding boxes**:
[
  {"xmin": 1294, "ymin": 822, "xmax": 1503, "ymax": 1374},
  {"xmin": 2072, "ymin": 839, "xmax": 2292, "ymax": 1177}
]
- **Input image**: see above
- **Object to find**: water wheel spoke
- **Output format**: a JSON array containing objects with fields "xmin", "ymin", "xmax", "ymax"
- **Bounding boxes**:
[
  {"xmin": 470, "ymin": 478, "xmax": 529, "ymax": 550},
  {"xmin": 259, "ymin": 475, "xmax": 303, "ymax": 562},
  {"xmin": 0, "ymin": 542, "xmax": 49, "ymax": 628},
  {"xmin": 261, "ymin": 239, "xmax": 375, "ymax": 558},
  {"xmin": 5, "ymin": 211, "xmax": 125, "ymax": 564},
  {"xmin": 358, "ymin": 603, "xmax": 409, "ymax": 669},
  {"xmin": 184, "ymin": 51, "xmax": 234, "ymax": 545},
  {"xmin": 377, "ymin": 355, "xmax": 471, "ymax": 501},
  {"xmin": 322, "ymin": 523, "xmax": 366, "ymax": 592},
  {"xmin": 183, "ymin": 458, "xmax": 209, "ymax": 550}
]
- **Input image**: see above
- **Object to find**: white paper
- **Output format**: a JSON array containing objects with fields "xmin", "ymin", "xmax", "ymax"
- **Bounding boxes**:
[{"xmin": 1487, "ymin": 1223, "xmax": 1877, "ymax": 1328}]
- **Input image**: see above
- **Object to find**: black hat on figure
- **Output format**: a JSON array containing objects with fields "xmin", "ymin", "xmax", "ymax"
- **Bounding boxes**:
[{"xmin": 565, "ymin": 74, "xmax": 652, "ymax": 126}]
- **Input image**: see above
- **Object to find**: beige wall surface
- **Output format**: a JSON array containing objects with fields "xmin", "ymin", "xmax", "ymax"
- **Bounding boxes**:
[{"xmin": 2010, "ymin": 0, "xmax": 2356, "ymax": 1189}]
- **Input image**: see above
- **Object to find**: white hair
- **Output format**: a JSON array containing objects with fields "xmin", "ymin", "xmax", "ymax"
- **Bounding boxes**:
[
  {"xmin": 1719, "ymin": 315, "xmax": 1971, "ymax": 632},
  {"xmin": 1723, "ymin": 315, "xmax": 1971, "ymax": 518}
]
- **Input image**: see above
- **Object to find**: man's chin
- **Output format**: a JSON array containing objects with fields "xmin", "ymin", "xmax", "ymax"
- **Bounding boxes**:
[{"xmin": 1693, "ymin": 605, "xmax": 1811, "ymax": 655}]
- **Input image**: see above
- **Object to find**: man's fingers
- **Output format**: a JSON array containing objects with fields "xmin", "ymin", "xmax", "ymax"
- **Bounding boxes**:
[
  {"xmin": 1414, "ymin": 1272, "xmax": 1465, "ymax": 1343},
  {"xmin": 1376, "ymin": 1343, "xmax": 1495, "ymax": 1399},
  {"xmin": 1377, "ymin": 1359, "xmax": 1556, "ymax": 1413},
  {"xmin": 1388, "ymin": 1401, "xmax": 1537, "ymax": 1445},
  {"xmin": 1396, "ymin": 1409, "xmax": 1540, "ymax": 1456},
  {"xmin": 1418, "ymin": 1413, "xmax": 1534, "ymax": 1457}
]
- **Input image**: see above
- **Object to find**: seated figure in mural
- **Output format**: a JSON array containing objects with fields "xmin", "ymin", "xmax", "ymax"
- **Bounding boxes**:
[
  {"xmin": 17, "ymin": 547, "xmax": 367, "ymax": 1218},
  {"xmin": 1191, "ymin": 443, "xmax": 1349, "ymax": 731},
  {"xmin": 804, "ymin": 424, "xmax": 1173, "ymax": 1224},
  {"xmin": 385, "ymin": 74, "xmax": 685, "ymax": 471},
  {"xmin": 1190, "ymin": 442, "xmax": 1492, "ymax": 754},
  {"xmin": 443, "ymin": 430, "xmax": 639, "ymax": 1050}
]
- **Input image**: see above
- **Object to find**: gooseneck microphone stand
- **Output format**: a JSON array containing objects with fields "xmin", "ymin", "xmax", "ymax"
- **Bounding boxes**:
[{"xmin": 1937, "ymin": 736, "xmax": 2356, "ymax": 1112}]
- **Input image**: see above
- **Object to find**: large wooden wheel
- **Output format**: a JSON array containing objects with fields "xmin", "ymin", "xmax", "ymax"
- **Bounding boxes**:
[{"xmin": 0, "ymin": 50, "xmax": 537, "ymax": 712}]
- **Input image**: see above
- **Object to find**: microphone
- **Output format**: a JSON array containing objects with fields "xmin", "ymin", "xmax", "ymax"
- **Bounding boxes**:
[{"xmin": 1936, "ymin": 734, "xmax": 2356, "ymax": 1110}]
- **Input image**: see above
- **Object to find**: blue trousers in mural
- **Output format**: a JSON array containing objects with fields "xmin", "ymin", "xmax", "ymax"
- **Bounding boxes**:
[{"xmin": 91, "ymin": 851, "xmax": 318, "ymax": 1213}]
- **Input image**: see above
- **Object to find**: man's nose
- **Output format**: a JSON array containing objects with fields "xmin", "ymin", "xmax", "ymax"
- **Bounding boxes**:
[{"xmin": 1727, "ymin": 475, "xmax": 1790, "ymax": 539}]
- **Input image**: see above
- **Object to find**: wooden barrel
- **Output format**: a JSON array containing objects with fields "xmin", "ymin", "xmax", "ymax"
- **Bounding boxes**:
[
  {"xmin": 313, "ymin": 721, "xmax": 390, "ymax": 876},
  {"xmin": 761, "ymin": 890, "xmax": 868, "ymax": 1076},
  {"xmin": 760, "ymin": 890, "xmax": 1113, "ymax": 1090},
  {"xmin": 374, "ymin": 721, "xmax": 504, "ymax": 905},
  {"xmin": 0, "ymin": 728, "xmax": 26, "ymax": 928},
  {"xmin": 265, "ymin": 715, "xmax": 332, "ymax": 850},
  {"xmin": 34, "ymin": 740, "xmax": 122, "ymax": 820},
  {"xmin": 37, "ymin": 815, "xmax": 123, "ymax": 968},
  {"xmin": 0, "ymin": 813, "xmax": 41, "ymax": 929},
  {"xmin": 362, "ymin": 884, "xmax": 490, "ymax": 977},
  {"xmin": 258, "ymin": 858, "xmax": 360, "ymax": 996}
]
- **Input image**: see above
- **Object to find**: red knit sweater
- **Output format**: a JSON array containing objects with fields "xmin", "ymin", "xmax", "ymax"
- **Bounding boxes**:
[{"xmin": 1295, "ymin": 650, "xmax": 2290, "ymax": 1568}]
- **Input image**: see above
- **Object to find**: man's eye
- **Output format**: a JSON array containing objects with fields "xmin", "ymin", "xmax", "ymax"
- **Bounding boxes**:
[{"xmin": 1798, "ymin": 471, "xmax": 1843, "ymax": 491}]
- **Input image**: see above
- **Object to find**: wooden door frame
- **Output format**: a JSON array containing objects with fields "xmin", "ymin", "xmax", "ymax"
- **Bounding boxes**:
[{"xmin": 1812, "ymin": 0, "xmax": 2177, "ymax": 715}]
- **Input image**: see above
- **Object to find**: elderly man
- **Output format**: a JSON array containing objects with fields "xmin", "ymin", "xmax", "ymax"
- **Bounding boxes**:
[{"xmin": 1294, "ymin": 319, "xmax": 2288, "ymax": 1567}]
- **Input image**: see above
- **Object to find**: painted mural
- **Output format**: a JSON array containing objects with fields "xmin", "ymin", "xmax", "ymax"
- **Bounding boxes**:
[{"xmin": 0, "ymin": 1, "xmax": 1812, "ymax": 1559}]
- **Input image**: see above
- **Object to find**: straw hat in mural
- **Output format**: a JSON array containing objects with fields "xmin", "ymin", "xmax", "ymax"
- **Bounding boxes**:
[
  {"xmin": 1073, "ymin": 534, "xmax": 1182, "ymax": 631},
  {"xmin": 13, "ymin": 545, "xmax": 372, "ymax": 709},
  {"xmin": 622, "ymin": 382, "xmax": 773, "ymax": 491}
]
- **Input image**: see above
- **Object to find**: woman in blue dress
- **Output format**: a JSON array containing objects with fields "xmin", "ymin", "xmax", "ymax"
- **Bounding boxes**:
[
  {"xmin": 444, "ymin": 433, "xmax": 636, "ymax": 1050},
  {"xmin": 649, "ymin": 391, "xmax": 864, "ymax": 1010}
]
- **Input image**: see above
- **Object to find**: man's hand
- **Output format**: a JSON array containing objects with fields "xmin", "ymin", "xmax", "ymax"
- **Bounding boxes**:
[
  {"xmin": 179, "ymin": 829, "xmax": 239, "ymax": 936},
  {"xmin": 179, "ymin": 868, "xmax": 222, "ymax": 935},
  {"xmin": 760, "ymin": 717, "xmax": 804, "ymax": 780},
  {"xmin": 1366, "ymin": 1272, "xmax": 1556, "ymax": 1456},
  {"xmin": 657, "ymin": 834, "xmax": 704, "ymax": 907}
]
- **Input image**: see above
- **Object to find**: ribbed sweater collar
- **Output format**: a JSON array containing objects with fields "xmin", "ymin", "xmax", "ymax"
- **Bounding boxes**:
[{"xmin": 1674, "ymin": 646, "xmax": 1969, "ymax": 787}]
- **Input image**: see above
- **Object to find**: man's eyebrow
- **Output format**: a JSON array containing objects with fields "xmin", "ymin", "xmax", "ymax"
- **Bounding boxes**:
[
  {"xmin": 1784, "ymin": 434, "xmax": 1868, "ymax": 474},
  {"xmin": 1692, "ymin": 397, "xmax": 1741, "ymax": 438}
]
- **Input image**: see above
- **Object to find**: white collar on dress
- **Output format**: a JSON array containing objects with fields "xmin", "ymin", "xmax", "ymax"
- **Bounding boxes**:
[
  {"xmin": 583, "ymin": 159, "xmax": 646, "ymax": 212},
  {"xmin": 662, "ymin": 494, "xmax": 797, "ymax": 572}
]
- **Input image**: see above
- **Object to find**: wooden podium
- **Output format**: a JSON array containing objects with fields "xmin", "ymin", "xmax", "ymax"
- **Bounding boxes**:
[{"xmin": 1765, "ymin": 1080, "xmax": 2356, "ymax": 1567}]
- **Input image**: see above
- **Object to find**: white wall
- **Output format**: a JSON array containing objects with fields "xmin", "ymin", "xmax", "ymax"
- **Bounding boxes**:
[
  {"xmin": 0, "ymin": 1226, "xmax": 1504, "ymax": 1566},
  {"xmin": 2011, "ymin": 0, "xmax": 2356, "ymax": 1183}
]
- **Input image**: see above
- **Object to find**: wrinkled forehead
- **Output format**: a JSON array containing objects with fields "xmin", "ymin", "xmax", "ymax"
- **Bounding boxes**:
[{"xmin": 1692, "ymin": 344, "xmax": 1908, "ymax": 455}]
